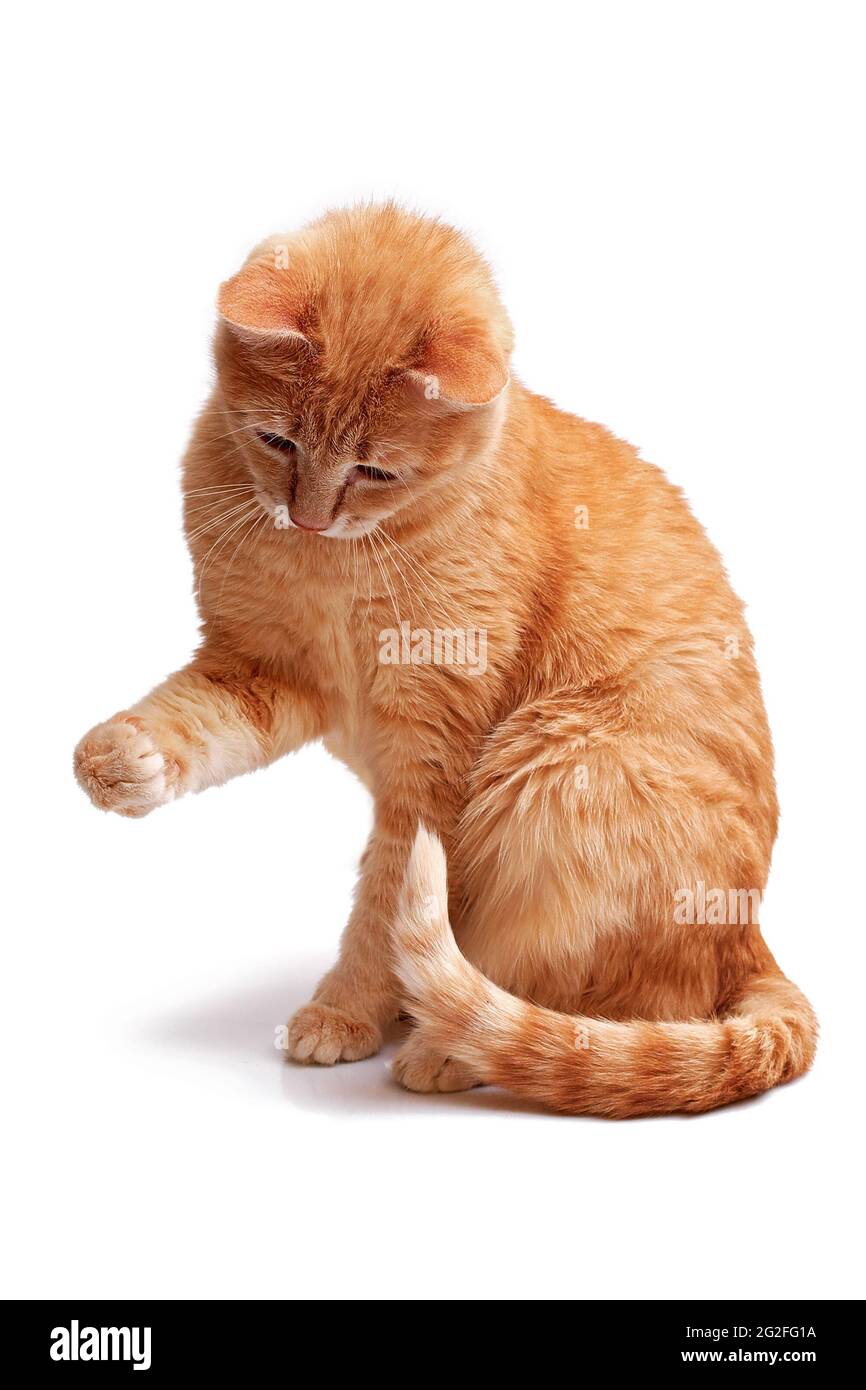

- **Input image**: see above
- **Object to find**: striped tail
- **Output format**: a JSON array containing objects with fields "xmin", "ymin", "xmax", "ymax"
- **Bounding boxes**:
[{"xmin": 392, "ymin": 826, "xmax": 817, "ymax": 1118}]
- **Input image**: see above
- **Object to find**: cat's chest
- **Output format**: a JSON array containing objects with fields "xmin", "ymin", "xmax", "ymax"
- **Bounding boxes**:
[
  {"xmin": 246, "ymin": 577, "xmax": 439, "ymax": 707},
  {"xmin": 231, "ymin": 547, "xmax": 499, "ymax": 777}
]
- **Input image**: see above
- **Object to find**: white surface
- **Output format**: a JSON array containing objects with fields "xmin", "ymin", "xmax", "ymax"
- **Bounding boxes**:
[{"xmin": 2, "ymin": 1, "xmax": 864, "ymax": 1300}]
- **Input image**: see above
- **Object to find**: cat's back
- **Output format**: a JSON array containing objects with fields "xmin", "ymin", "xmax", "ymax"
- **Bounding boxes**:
[
  {"xmin": 511, "ymin": 383, "xmax": 747, "ymax": 637},
  {"xmin": 504, "ymin": 385, "xmax": 772, "ymax": 776}
]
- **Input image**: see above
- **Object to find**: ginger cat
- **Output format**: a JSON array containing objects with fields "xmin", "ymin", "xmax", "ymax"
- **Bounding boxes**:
[{"xmin": 74, "ymin": 203, "xmax": 816, "ymax": 1116}]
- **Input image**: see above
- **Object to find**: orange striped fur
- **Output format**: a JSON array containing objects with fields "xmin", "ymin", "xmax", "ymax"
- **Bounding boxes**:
[
  {"xmin": 74, "ymin": 203, "xmax": 816, "ymax": 1115},
  {"xmin": 394, "ymin": 829, "xmax": 815, "ymax": 1117}
]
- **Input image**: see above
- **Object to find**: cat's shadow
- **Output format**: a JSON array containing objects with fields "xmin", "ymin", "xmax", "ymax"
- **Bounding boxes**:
[
  {"xmin": 144, "ymin": 962, "xmax": 773, "ymax": 1121},
  {"xmin": 144, "ymin": 961, "xmax": 558, "ymax": 1119}
]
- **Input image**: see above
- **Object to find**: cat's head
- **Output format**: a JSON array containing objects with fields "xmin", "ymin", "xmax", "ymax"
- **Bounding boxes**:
[{"xmin": 212, "ymin": 204, "xmax": 513, "ymax": 538}]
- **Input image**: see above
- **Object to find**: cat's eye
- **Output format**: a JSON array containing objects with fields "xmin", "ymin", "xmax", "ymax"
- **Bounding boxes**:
[
  {"xmin": 257, "ymin": 431, "xmax": 297, "ymax": 454},
  {"xmin": 354, "ymin": 464, "xmax": 396, "ymax": 483}
]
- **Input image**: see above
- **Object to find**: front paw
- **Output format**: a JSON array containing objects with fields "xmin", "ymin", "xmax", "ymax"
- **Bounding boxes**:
[
  {"xmin": 285, "ymin": 1002, "xmax": 382, "ymax": 1065},
  {"xmin": 74, "ymin": 715, "xmax": 175, "ymax": 818}
]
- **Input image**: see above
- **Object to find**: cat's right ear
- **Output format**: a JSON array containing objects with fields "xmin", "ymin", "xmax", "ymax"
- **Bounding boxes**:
[{"xmin": 217, "ymin": 259, "xmax": 312, "ymax": 348}]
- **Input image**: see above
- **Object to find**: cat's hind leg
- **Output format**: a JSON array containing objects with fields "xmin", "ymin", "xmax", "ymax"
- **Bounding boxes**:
[
  {"xmin": 446, "ymin": 690, "xmax": 777, "ymax": 1021},
  {"xmin": 389, "ymin": 695, "xmax": 814, "ymax": 1116}
]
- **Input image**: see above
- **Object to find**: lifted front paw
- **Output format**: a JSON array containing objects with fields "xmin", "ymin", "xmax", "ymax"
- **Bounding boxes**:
[
  {"xmin": 74, "ymin": 715, "xmax": 175, "ymax": 818},
  {"xmin": 285, "ymin": 1003, "xmax": 382, "ymax": 1065}
]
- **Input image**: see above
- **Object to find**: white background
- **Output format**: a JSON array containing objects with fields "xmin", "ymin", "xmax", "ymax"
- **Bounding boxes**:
[{"xmin": 2, "ymin": 2, "xmax": 864, "ymax": 1301}]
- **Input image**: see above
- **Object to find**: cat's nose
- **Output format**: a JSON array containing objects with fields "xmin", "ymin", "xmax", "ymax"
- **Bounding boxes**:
[{"xmin": 290, "ymin": 514, "xmax": 330, "ymax": 533}]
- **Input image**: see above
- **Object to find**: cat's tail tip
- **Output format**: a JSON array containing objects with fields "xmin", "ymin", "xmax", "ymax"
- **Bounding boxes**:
[{"xmin": 393, "ymin": 825, "xmax": 460, "ymax": 999}]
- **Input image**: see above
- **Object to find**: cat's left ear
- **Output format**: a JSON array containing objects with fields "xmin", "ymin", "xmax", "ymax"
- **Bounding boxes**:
[
  {"xmin": 403, "ymin": 323, "xmax": 509, "ymax": 409},
  {"xmin": 217, "ymin": 258, "xmax": 311, "ymax": 344}
]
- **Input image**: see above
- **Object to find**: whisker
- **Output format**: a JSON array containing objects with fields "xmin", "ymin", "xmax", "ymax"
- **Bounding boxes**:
[
  {"xmin": 186, "ymin": 496, "xmax": 256, "ymax": 542},
  {"xmin": 184, "ymin": 492, "xmax": 255, "ymax": 517},
  {"xmin": 203, "ymin": 422, "xmax": 263, "ymax": 447},
  {"xmin": 375, "ymin": 525, "xmax": 457, "ymax": 624},
  {"xmin": 372, "ymin": 526, "xmax": 416, "ymax": 628},
  {"xmin": 368, "ymin": 528, "xmax": 407, "ymax": 649},
  {"xmin": 216, "ymin": 436, "xmax": 261, "ymax": 466},
  {"xmin": 195, "ymin": 502, "xmax": 261, "ymax": 608},
  {"xmin": 182, "ymin": 487, "xmax": 257, "ymax": 513},
  {"xmin": 348, "ymin": 536, "xmax": 359, "ymax": 611},
  {"xmin": 184, "ymin": 485, "xmax": 255, "ymax": 495},
  {"xmin": 214, "ymin": 509, "xmax": 268, "ymax": 623},
  {"xmin": 359, "ymin": 533, "xmax": 375, "ymax": 622}
]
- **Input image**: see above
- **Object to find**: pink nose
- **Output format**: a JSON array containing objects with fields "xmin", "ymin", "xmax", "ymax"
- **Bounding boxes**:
[{"xmin": 290, "ymin": 515, "xmax": 329, "ymax": 533}]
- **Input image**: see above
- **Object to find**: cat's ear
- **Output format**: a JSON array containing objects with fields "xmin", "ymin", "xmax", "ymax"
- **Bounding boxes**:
[
  {"xmin": 217, "ymin": 259, "xmax": 312, "ymax": 346},
  {"xmin": 403, "ymin": 323, "xmax": 509, "ymax": 409}
]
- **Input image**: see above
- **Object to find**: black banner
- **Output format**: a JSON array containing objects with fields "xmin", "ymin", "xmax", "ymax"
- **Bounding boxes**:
[{"xmin": 1, "ymin": 1300, "xmax": 855, "ymax": 1374}]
